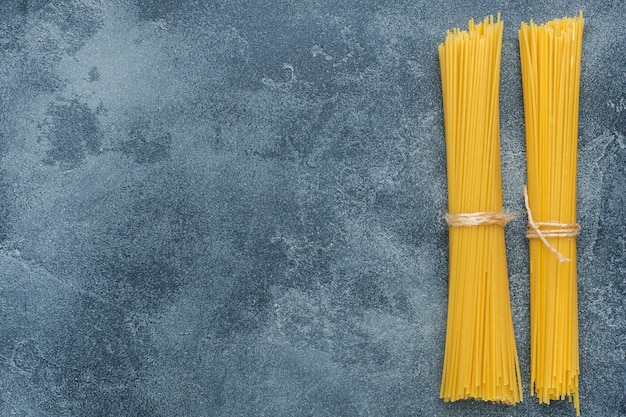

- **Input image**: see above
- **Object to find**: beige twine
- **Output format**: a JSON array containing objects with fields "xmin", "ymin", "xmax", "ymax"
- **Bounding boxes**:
[
  {"xmin": 523, "ymin": 185, "xmax": 580, "ymax": 263},
  {"xmin": 445, "ymin": 211, "xmax": 516, "ymax": 227}
]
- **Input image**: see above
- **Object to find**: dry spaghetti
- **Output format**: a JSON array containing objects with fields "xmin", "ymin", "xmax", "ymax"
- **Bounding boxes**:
[
  {"xmin": 439, "ymin": 14, "xmax": 522, "ymax": 404},
  {"xmin": 519, "ymin": 12, "xmax": 584, "ymax": 415}
]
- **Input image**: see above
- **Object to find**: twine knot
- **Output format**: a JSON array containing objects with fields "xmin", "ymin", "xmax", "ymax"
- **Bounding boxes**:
[
  {"xmin": 445, "ymin": 211, "xmax": 516, "ymax": 227},
  {"xmin": 523, "ymin": 186, "xmax": 580, "ymax": 263}
]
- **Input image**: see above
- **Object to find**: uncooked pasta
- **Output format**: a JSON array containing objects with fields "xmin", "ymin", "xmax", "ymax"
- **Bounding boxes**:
[
  {"xmin": 439, "ymin": 14, "xmax": 522, "ymax": 404},
  {"xmin": 519, "ymin": 12, "xmax": 584, "ymax": 416}
]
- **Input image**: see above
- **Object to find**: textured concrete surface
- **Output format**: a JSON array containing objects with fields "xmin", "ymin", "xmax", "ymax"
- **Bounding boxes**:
[{"xmin": 0, "ymin": 1, "xmax": 624, "ymax": 416}]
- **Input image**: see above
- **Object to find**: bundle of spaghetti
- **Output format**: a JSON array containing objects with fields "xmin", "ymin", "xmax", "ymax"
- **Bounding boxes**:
[
  {"xmin": 438, "ymin": 15, "xmax": 522, "ymax": 404},
  {"xmin": 519, "ymin": 12, "xmax": 584, "ymax": 415}
]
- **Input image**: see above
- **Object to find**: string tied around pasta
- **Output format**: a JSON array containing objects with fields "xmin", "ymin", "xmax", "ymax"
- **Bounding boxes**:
[
  {"xmin": 445, "ymin": 211, "xmax": 517, "ymax": 227},
  {"xmin": 523, "ymin": 185, "xmax": 581, "ymax": 263}
]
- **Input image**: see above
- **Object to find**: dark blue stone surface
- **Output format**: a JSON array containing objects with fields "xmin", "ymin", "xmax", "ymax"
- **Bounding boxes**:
[{"xmin": 0, "ymin": 1, "xmax": 624, "ymax": 416}]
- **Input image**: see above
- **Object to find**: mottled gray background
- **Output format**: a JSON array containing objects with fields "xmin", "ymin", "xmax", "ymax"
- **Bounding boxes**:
[{"xmin": 0, "ymin": 0, "xmax": 623, "ymax": 416}]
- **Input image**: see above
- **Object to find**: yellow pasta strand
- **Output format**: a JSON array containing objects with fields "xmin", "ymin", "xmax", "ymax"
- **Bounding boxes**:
[
  {"xmin": 519, "ymin": 12, "xmax": 584, "ymax": 416},
  {"xmin": 439, "ymin": 14, "xmax": 522, "ymax": 405}
]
